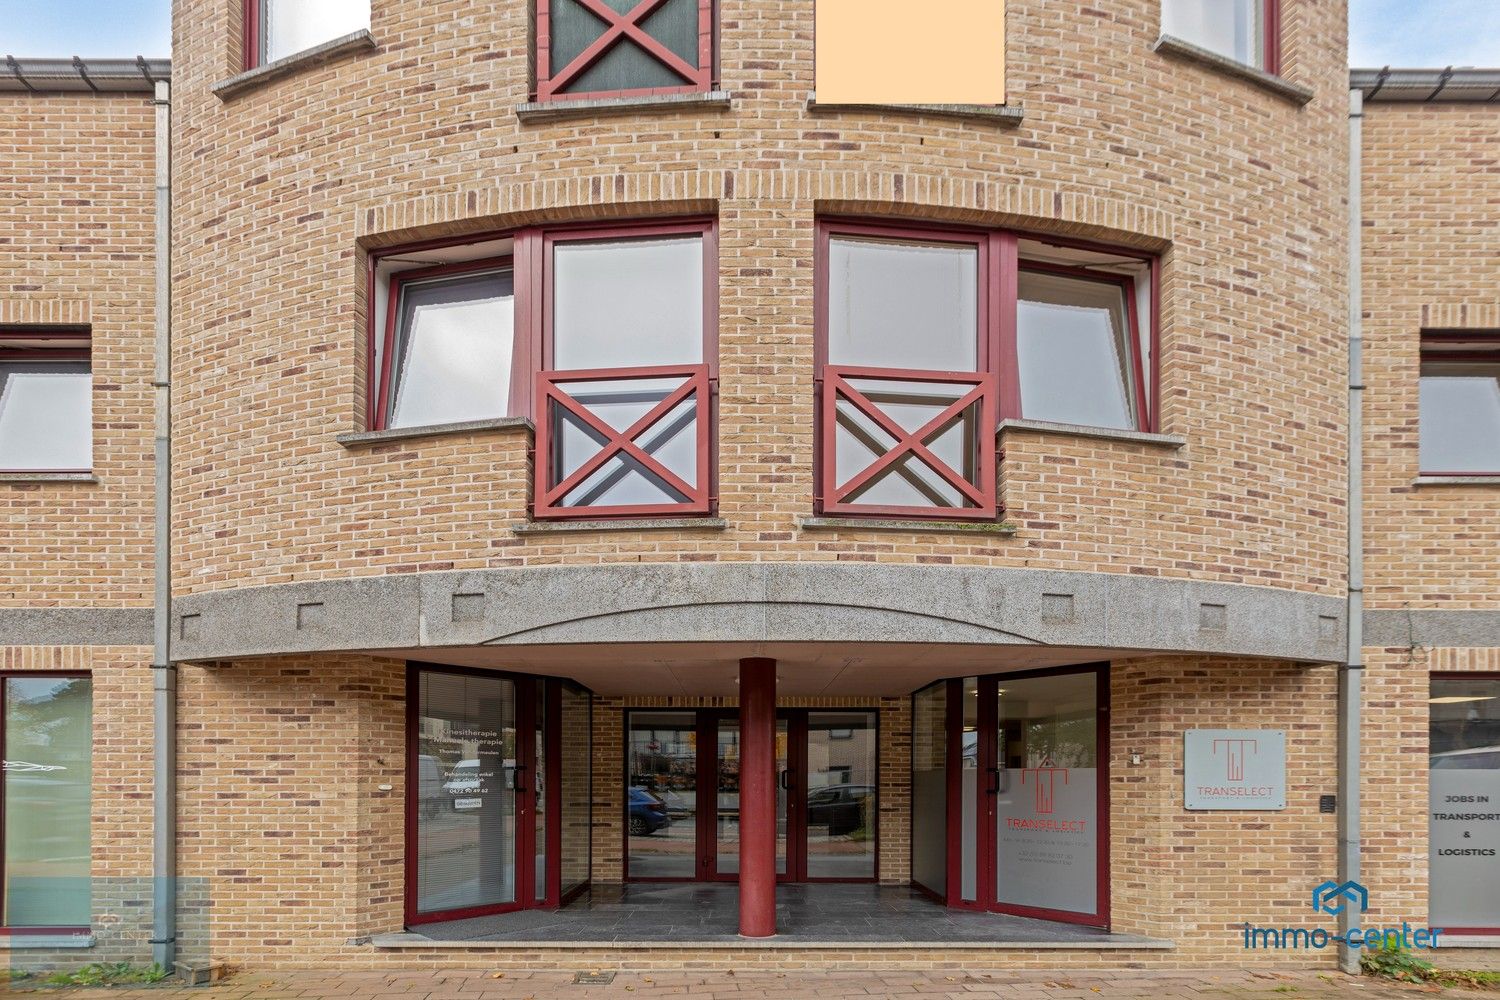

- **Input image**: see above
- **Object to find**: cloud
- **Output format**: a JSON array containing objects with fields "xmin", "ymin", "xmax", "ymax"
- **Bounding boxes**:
[{"xmin": 1351, "ymin": 0, "xmax": 1500, "ymax": 67}]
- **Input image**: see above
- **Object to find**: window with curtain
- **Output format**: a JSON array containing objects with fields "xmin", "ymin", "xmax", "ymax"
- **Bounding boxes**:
[
  {"xmin": 3, "ymin": 675, "xmax": 92, "ymax": 928},
  {"xmin": 1420, "ymin": 334, "xmax": 1500, "ymax": 475},
  {"xmin": 0, "ymin": 329, "xmax": 92, "ymax": 473}
]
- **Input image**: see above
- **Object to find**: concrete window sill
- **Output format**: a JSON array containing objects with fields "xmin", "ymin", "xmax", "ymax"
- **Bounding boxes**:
[
  {"xmin": 1152, "ymin": 35, "xmax": 1314, "ymax": 106},
  {"xmin": 800, "ymin": 516, "xmax": 1018, "ymax": 536},
  {"xmin": 0, "ymin": 933, "xmax": 94, "ymax": 950},
  {"xmin": 516, "ymin": 90, "xmax": 732, "ymax": 123},
  {"xmin": 336, "ymin": 417, "xmax": 534, "ymax": 448},
  {"xmin": 513, "ymin": 517, "xmax": 729, "ymax": 536},
  {"xmin": 213, "ymin": 30, "xmax": 377, "ymax": 101},
  {"xmin": 806, "ymin": 93, "xmax": 1024, "ymax": 125},
  {"xmin": 0, "ymin": 472, "xmax": 98, "ymax": 483},
  {"xmin": 998, "ymin": 418, "xmax": 1186, "ymax": 449},
  {"xmin": 1413, "ymin": 475, "xmax": 1500, "ymax": 486}
]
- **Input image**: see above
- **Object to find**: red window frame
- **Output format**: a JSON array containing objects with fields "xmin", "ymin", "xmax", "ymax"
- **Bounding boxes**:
[
  {"xmin": 404, "ymin": 664, "xmax": 592, "ymax": 926},
  {"xmin": 1418, "ymin": 331, "xmax": 1500, "ymax": 478},
  {"xmin": 0, "ymin": 327, "xmax": 92, "ymax": 475},
  {"xmin": 0, "ymin": 670, "xmax": 93, "ymax": 937},
  {"xmin": 371, "ymin": 257, "xmax": 520, "ymax": 433},
  {"xmin": 1264, "ymin": 0, "xmax": 1282, "ymax": 76},
  {"xmin": 814, "ymin": 219, "xmax": 1158, "ymax": 522},
  {"xmin": 534, "ymin": 218, "xmax": 719, "ymax": 519},
  {"xmin": 534, "ymin": 0, "xmax": 715, "ymax": 102},
  {"xmin": 622, "ymin": 708, "xmax": 880, "ymax": 885},
  {"xmin": 910, "ymin": 663, "xmax": 1110, "ymax": 928}
]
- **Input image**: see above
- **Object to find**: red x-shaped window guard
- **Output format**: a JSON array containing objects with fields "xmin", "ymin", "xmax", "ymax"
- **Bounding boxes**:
[
  {"xmin": 536, "ymin": 0, "xmax": 714, "ymax": 100},
  {"xmin": 819, "ymin": 366, "xmax": 998, "ymax": 521},
  {"xmin": 534, "ymin": 364, "xmax": 713, "ymax": 519}
]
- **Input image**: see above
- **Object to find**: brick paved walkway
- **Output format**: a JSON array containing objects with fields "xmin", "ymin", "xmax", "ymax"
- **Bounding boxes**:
[{"xmin": 4, "ymin": 969, "xmax": 1475, "ymax": 1000}]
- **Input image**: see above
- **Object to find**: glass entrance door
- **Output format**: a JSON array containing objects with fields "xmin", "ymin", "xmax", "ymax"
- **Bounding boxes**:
[
  {"xmin": 911, "ymin": 665, "xmax": 1106, "ymax": 926},
  {"xmin": 408, "ymin": 665, "xmax": 591, "ymax": 926},
  {"xmin": 625, "ymin": 708, "xmax": 878, "ymax": 883}
]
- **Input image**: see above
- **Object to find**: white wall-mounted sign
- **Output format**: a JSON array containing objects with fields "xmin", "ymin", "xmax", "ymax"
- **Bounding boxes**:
[{"xmin": 1184, "ymin": 729, "xmax": 1287, "ymax": 810}]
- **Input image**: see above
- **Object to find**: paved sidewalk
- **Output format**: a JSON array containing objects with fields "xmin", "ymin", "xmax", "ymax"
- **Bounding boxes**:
[{"xmin": 2, "ymin": 969, "xmax": 1476, "ymax": 1000}]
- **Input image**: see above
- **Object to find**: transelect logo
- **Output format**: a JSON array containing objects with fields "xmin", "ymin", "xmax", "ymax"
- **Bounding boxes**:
[{"xmin": 1240, "ymin": 881, "xmax": 1443, "ymax": 950}]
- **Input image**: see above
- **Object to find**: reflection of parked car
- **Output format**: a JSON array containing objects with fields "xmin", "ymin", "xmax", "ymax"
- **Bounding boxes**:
[
  {"xmin": 806, "ymin": 784, "xmax": 873, "ymax": 836},
  {"xmin": 629, "ymin": 787, "xmax": 671, "ymax": 835},
  {"xmin": 418, "ymin": 755, "xmax": 446, "ymax": 817},
  {"xmin": 1431, "ymin": 747, "xmax": 1500, "ymax": 770}
]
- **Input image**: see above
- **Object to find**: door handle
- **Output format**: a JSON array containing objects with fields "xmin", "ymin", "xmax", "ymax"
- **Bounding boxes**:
[
  {"xmin": 513, "ymin": 764, "xmax": 527, "ymax": 793},
  {"xmin": 987, "ymin": 768, "xmax": 1000, "ymax": 794},
  {"xmin": 779, "ymin": 769, "xmax": 791, "ymax": 791}
]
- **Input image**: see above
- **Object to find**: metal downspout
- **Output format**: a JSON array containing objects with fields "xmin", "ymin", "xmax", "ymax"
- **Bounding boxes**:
[
  {"xmin": 150, "ymin": 78, "xmax": 176, "ymax": 973},
  {"xmin": 1338, "ymin": 87, "xmax": 1365, "ymax": 976}
]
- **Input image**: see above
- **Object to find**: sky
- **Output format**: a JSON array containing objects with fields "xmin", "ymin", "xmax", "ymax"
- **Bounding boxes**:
[{"xmin": 1, "ymin": 0, "xmax": 1499, "ymax": 66}]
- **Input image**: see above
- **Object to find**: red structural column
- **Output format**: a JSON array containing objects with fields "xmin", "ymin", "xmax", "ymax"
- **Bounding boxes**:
[{"xmin": 738, "ymin": 657, "xmax": 777, "ymax": 937}]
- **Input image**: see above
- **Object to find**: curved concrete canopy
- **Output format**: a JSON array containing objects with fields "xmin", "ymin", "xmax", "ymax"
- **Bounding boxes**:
[{"xmin": 170, "ymin": 562, "xmax": 1348, "ymax": 690}]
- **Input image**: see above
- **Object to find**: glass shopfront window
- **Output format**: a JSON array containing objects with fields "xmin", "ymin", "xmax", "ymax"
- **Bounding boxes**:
[
  {"xmin": 409, "ymin": 666, "xmax": 590, "ymax": 924},
  {"xmin": 1430, "ymin": 675, "xmax": 1500, "ymax": 931},
  {"xmin": 2, "ymin": 674, "xmax": 92, "ymax": 928}
]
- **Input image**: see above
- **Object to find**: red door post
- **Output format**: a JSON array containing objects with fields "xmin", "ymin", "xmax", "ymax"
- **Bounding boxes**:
[{"xmin": 738, "ymin": 657, "xmax": 777, "ymax": 937}]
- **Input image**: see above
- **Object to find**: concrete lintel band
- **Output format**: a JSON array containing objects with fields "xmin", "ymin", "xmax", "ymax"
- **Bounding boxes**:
[
  {"xmin": 169, "ymin": 563, "xmax": 1352, "ymax": 663},
  {"xmin": 0, "ymin": 607, "xmax": 154, "ymax": 646},
  {"xmin": 1364, "ymin": 610, "xmax": 1500, "ymax": 649}
]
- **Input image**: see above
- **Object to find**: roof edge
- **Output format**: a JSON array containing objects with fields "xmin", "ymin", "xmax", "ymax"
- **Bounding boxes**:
[
  {"xmin": 1, "ymin": 56, "xmax": 170, "ymax": 94},
  {"xmin": 1351, "ymin": 66, "xmax": 1500, "ymax": 103}
]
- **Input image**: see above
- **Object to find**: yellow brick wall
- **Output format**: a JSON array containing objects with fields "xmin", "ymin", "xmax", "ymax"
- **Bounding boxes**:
[
  {"xmin": 1359, "ymin": 102, "xmax": 1500, "ymax": 944},
  {"xmin": 169, "ymin": 0, "xmax": 1351, "ymax": 598},
  {"xmin": 0, "ymin": 92, "xmax": 156, "ymax": 607},
  {"xmin": 173, "ymin": 655, "xmax": 1341, "ymax": 970},
  {"xmin": 1362, "ymin": 104, "xmax": 1500, "ymax": 611}
]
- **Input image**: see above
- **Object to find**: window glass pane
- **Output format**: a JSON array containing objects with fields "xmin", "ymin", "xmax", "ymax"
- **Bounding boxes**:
[
  {"xmin": 550, "ymin": 0, "xmax": 701, "ymax": 95},
  {"xmin": 805, "ymin": 712, "xmax": 876, "ymax": 880},
  {"xmin": 4, "ymin": 676, "xmax": 91, "ymax": 927},
  {"xmin": 832, "ymin": 376, "xmax": 985, "ymax": 509},
  {"xmin": 827, "ymin": 238, "xmax": 978, "ymax": 371},
  {"xmin": 911, "ymin": 684, "xmax": 948, "ymax": 896},
  {"xmin": 415, "ymin": 671, "xmax": 517, "ymax": 915},
  {"xmin": 995, "ymin": 670, "xmax": 1099, "ymax": 916},
  {"xmin": 550, "ymin": 375, "xmax": 700, "ymax": 508},
  {"xmin": 263, "ymin": 0, "xmax": 369, "ymax": 63},
  {"xmin": 1162, "ymin": 0, "xmax": 1263, "ymax": 67},
  {"xmin": 559, "ymin": 687, "xmax": 591, "ymax": 897},
  {"xmin": 0, "ymin": 364, "xmax": 91, "ymax": 471},
  {"xmin": 553, "ymin": 236, "xmax": 704, "ymax": 370},
  {"xmin": 1420, "ymin": 361, "xmax": 1500, "ymax": 473},
  {"xmin": 1429, "ymin": 677, "xmax": 1500, "ymax": 928},
  {"xmin": 627, "ymin": 713, "xmax": 697, "ymax": 878},
  {"xmin": 534, "ymin": 683, "xmax": 547, "ymax": 902},
  {"xmin": 1017, "ymin": 270, "xmax": 1138, "ymax": 430},
  {"xmin": 388, "ymin": 269, "xmax": 514, "ymax": 430}
]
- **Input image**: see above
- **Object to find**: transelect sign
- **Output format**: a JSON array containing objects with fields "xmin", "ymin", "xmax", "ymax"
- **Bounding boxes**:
[{"xmin": 1184, "ymin": 729, "xmax": 1287, "ymax": 810}]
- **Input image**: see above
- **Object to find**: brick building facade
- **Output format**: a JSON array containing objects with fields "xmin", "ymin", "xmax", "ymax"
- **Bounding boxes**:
[{"xmin": 0, "ymin": 0, "xmax": 1496, "ymax": 977}]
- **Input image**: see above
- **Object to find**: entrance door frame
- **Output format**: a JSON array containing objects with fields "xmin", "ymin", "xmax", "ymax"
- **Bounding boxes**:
[
  {"xmin": 622, "ymin": 707, "xmax": 880, "ymax": 884},
  {"xmin": 915, "ymin": 663, "xmax": 1110, "ymax": 928},
  {"xmin": 404, "ymin": 663, "xmax": 589, "ymax": 926}
]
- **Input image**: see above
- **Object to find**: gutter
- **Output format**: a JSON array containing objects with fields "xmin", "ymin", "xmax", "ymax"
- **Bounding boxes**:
[
  {"xmin": 1337, "ymin": 87, "xmax": 1364, "ymax": 976},
  {"xmin": 150, "ymin": 78, "xmax": 176, "ymax": 973},
  {"xmin": 1, "ymin": 56, "xmax": 168, "ymax": 93},
  {"xmin": 1350, "ymin": 66, "xmax": 1500, "ymax": 103}
]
